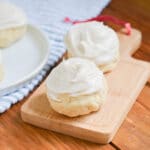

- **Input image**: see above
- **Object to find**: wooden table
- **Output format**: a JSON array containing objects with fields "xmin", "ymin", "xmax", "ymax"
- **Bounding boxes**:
[{"xmin": 0, "ymin": 0, "xmax": 150, "ymax": 149}]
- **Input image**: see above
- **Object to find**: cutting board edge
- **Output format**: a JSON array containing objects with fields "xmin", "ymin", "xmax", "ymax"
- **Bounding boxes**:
[{"xmin": 21, "ymin": 109, "xmax": 113, "ymax": 144}]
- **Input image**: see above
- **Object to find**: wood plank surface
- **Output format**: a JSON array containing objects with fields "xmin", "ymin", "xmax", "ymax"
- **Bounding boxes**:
[
  {"xmin": 0, "ymin": 0, "xmax": 150, "ymax": 149},
  {"xmin": 137, "ymin": 85, "xmax": 150, "ymax": 109},
  {"xmin": 0, "ymin": 100, "xmax": 114, "ymax": 150},
  {"xmin": 112, "ymin": 101, "xmax": 150, "ymax": 150}
]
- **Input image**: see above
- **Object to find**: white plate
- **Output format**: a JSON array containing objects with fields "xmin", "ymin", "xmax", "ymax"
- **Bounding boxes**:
[{"xmin": 0, "ymin": 24, "xmax": 50, "ymax": 96}]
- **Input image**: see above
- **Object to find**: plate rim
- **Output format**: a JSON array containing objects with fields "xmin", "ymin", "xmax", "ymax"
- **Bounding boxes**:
[{"xmin": 0, "ymin": 24, "xmax": 50, "ymax": 96}]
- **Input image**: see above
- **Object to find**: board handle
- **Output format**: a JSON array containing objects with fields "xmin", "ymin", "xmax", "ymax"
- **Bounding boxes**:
[
  {"xmin": 118, "ymin": 28, "xmax": 150, "ymax": 78},
  {"xmin": 118, "ymin": 28, "xmax": 142, "ymax": 57}
]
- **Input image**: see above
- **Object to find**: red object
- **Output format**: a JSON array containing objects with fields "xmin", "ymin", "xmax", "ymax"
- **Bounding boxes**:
[{"xmin": 63, "ymin": 15, "xmax": 132, "ymax": 35}]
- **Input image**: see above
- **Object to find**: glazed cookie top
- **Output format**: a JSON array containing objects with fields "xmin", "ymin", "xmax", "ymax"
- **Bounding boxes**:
[
  {"xmin": 64, "ymin": 21, "xmax": 119, "ymax": 65},
  {"xmin": 46, "ymin": 58, "xmax": 105, "ymax": 101},
  {"xmin": 0, "ymin": 2, "xmax": 27, "ymax": 30}
]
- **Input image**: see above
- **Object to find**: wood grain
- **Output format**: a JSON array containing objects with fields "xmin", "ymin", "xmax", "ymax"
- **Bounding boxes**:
[
  {"xmin": 137, "ymin": 85, "xmax": 150, "ymax": 109},
  {"xmin": 112, "ymin": 101, "xmax": 150, "ymax": 150},
  {"xmin": 21, "ymin": 29, "xmax": 150, "ymax": 144},
  {"xmin": 0, "ymin": 0, "xmax": 150, "ymax": 149}
]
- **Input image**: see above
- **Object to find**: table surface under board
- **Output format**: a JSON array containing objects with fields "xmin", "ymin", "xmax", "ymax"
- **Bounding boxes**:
[{"xmin": 0, "ymin": 0, "xmax": 150, "ymax": 149}]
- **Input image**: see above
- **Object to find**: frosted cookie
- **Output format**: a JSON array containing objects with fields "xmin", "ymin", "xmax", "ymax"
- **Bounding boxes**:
[
  {"xmin": 46, "ymin": 58, "xmax": 108, "ymax": 117},
  {"xmin": 0, "ymin": 2, "xmax": 27, "ymax": 48},
  {"xmin": 64, "ymin": 21, "xmax": 119, "ymax": 73}
]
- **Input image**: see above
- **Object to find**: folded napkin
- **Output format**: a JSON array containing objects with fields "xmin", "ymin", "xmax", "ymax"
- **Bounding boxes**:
[{"xmin": 0, "ymin": 0, "xmax": 110, "ymax": 113}]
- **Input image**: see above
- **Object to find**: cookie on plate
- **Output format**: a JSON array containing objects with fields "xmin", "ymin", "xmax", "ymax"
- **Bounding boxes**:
[{"xmin": 0, "ymin": 2, "xmax": 27, "ymax": 48}]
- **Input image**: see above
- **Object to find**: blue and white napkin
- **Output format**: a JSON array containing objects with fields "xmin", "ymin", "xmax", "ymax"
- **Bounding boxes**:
[{"xmin": 0, "ymin": 0, "xmax": 110, "ymax": 113}]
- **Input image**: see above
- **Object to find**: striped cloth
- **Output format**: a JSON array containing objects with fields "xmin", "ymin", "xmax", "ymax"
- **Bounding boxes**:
[{"xmin": 0, "ymin": 0, "xmax": 110, "ymax": 113}]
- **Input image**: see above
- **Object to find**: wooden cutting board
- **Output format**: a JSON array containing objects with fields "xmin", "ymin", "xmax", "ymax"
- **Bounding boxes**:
[{"xmin": 21, "ymin": 29, "xmax": 150, "ymax": 144}]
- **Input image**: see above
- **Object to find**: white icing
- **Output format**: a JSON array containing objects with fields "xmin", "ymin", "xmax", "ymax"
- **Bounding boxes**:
[
  {"xmin": 64, "ymin": 21, "xmax": 119, "ymax": 65},
  {"xmin": 0, "ymin": 2, "xmax": 27, "ymax": 30},
  {"xmin": 46, "ymin": 58, "xmax": 105, "ymax": 101}
]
